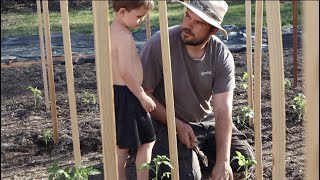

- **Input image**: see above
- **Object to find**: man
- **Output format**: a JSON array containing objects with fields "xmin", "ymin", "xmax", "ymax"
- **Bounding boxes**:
[{"xmin": 140, "ymin": 0, "xmax": 255, "ymax": 179}]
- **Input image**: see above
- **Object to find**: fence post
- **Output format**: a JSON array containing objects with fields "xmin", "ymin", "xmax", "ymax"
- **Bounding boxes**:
[
  {"xmin": 92, "ymin": 1, "xmax": 118, "ymax": 179},
  {"xmin": 59, "ymin": 0, "xmax": 82, "ymax": 168},
  {"xmin": 265, "ymin": 1, "xmax": 286, "ymax": 179},
  {"xmin": 303, "ymin": 1, "xmax": 319, "ymax": 180},
  {"xmin": 253, "ymin": 1, "xmax": 264, "ymax": 179},
  {"xmin": 42, "ymin": 0, "xmax": 59, "ymax": 144},
  {"xmin": 158, "ymin": 1, "xmax": 180, "ymax": 180},
  {"xmin": 36, "ymin": 0, "xmax": 50, "ymax": 111}
]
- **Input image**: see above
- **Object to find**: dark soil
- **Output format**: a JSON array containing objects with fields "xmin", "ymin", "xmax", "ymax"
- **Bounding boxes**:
[{"xmin": 1, "ymin": 48, "xmax": 305, "ymax": 179}]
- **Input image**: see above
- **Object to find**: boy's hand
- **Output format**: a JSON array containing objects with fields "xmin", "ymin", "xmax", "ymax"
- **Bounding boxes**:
[{"xmin": 139, "ymin": 93, "xmax": 156, "ymax": 112}]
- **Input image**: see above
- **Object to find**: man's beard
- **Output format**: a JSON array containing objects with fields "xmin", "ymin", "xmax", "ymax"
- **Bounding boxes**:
[{"xmin": 181, "ymin": 28, "xmax": 211, "ymax": 46}]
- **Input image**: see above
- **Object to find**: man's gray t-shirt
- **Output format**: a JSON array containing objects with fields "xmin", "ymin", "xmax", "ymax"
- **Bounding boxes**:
[{"xmin": 140, "ymin": 25, "xmax": 235, "ymax": 123}]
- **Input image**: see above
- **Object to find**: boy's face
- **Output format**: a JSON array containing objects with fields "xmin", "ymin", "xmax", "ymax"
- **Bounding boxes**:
[{"xmin": 121, "ymin": 6, "xmax": 149, "ymax": 29}]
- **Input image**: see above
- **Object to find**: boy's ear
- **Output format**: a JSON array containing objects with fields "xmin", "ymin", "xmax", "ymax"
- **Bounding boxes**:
[{"xmin": 118, "ymin": 8, "xmax": 127, "ymax": 16}]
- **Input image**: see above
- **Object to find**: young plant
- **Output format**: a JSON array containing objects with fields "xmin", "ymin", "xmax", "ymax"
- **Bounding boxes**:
[
  {"xmin": 43, "ymin": 129, "xmax": 53, "ymax": 147},
  {"xmin": 237, "ymin": 72, "xmax": 254, "ymax": 90},
  {"xmin": 231, "ymin": 151, "xmax": 257, "ymax": 180},
  {"xmin": 233, "ymin": 106, "xmax": 254, "ymax": 127},
  {"xmin": 290, "ymin": 93, "xmax": 306, "ymax": 120},
  {"xmin": 82, "ymin": 90, "xmax": 97, "ymax": 105},
  {"xmin": 139, "ymin": 155, "xmax": 173, "ymax": 180},
  {"xmin": 284, "ymin": 78, "xmax": 292, "ymax": 89},
  {"xmin": 27, "ymin": 86, "xmax": 43, "ymax": 108},
  {"xmin": 48, "ymin": 160, "xmax": 101, "ymax": 180}
]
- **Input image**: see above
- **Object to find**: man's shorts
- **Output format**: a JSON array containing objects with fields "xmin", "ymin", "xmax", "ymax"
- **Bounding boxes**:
[{"xmin": 114, "ymin": 85, "xmax": 156, "ymax": 149}]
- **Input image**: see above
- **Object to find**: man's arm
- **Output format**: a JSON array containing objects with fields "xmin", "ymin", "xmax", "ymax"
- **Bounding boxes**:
[
  {"xmin": 211, "ymin": 90, "xmax": 234, "ymax": 180},
  {"xmin": 144, "ymin": 88, "xmax": 197, "ymax": 149}
]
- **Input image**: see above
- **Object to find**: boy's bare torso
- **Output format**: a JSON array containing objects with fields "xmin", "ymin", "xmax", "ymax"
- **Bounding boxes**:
[{"xmin": 110, "ymin": 24, "xmax": 143, "ymax": 86}]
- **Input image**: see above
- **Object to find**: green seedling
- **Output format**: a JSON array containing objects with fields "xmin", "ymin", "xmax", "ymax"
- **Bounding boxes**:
[
  {"xmin": 27, "ymin": 86, "xmax": 43, "ymax": 108},
  {"xmin": 290, "ymin": 93, "xmax": 306, "ymax": 120},
  {"xmin": 241, "ymin": 72, "xmax": 249, "ymax": 90},
  {"xmin": 233, "ymin": 106, "xmax": 254, "ymax": 127},
  {"xmin": 43, "ymin": 129, "xmax": 52, "ymax": 147},
  {"xmin": 48, "ymin": 160, "xmax": 101, "ymax": 180},
  {"xmin": 82, "ymin": 90, "xmax": 97, "ymax": 105},
  {"xmin": 284, "ymin": 78, "xmax": 292, "ymax": 89},
  {"xmin": 231, "ymin": 151, "xmax": 257, "ymax": 180},
  {"xmin": 237, "ymin": 72, "xmax": 254, "ymax": 90},
  {"xmin": 139, "ymin": 155, "xmax": 173, "ymax": 180}
]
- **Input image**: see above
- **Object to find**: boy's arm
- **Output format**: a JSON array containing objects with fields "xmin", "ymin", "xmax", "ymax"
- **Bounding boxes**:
[{"xmin": 117, "ymin": 33, "xmax": 155, "ymax": 112}]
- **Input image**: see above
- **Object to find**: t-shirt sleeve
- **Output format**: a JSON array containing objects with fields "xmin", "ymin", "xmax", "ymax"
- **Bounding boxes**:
[
  {"xmin": 212, "ymin": 47, "xmax": 235, "ymax": 94},
  {"xmin": 140, "ymin": 34, "xmax": 163, "ymax": 89}
]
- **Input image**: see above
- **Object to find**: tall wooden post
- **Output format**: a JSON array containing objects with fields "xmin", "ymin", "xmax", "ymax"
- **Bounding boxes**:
[
  {"xmin": 36, "ymin": 0, "xmax": 50, "ymax": 111},
  {"xmin": 303, "ymin": 1, "xmax": 319, "ymax": 180},
  {"xmin": 92, "ymin": 1, "xmax": 118, "ymax": 180},
  {"xmin": 158, "ymin": 1, "xmax": 180, "ymax": 180},
  {"xmin": 293, "ymin": 0, "xmax": 298, "ymax": 87},
  {"xmin": 184, "ymin": 0, "xmax": 190, "ymax": 12},
  {"xmin": 245, "ymin": 0, "xmax": 254, "ymax": 127},
  {"xmin": 146, "ymin": 14, "xmax": 151, "ymax": 40},
  {"xmin": 265, "ymin": 1, "xmax": 286, "ymax": 179},
  {"xmin": 42, "ymin": 0, "xmax": 59, "ymax": 144},
  {"xmin": 253, "ymin": 1, "xmax": 264, "ymax": 179},
  {"xmin": 60, "ymin": 0, "xmax": 82, "ymax": 168}
]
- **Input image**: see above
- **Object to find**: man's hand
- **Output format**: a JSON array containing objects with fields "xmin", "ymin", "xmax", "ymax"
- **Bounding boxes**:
[
  {"xmin": 176, "ymin": 119, "xmax": 197, "ymax": 149},
  {"xmin": 211, "ymin": 162, "xmax": 233, "ymax": 180}
]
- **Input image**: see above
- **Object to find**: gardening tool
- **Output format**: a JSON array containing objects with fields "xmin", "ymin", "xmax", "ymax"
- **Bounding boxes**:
[{"xmin": 193, "ymin": 145, "xmax": 208, "ymax": 167}]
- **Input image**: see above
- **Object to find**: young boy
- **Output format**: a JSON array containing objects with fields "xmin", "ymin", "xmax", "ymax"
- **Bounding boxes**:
[{"xmin": 110, "ymin": 1, "xmax": 156, "ymax": 180}]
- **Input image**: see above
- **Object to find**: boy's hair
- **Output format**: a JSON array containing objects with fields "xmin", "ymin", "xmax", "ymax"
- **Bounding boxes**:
[{"xmin": 112, "ymin": 0, "xmax": 154, "ymax": 12}]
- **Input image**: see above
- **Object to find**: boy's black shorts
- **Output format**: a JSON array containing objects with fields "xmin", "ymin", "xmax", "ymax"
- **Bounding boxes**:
[{"xmin": 114, "ymin": 85, "xmax": 156, "ymax": 149}]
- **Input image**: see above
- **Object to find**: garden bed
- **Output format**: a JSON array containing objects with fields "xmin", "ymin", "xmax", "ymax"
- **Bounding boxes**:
[{"xmin": 1, "ymin": 48, "xmax": 305, "ymax": 179}]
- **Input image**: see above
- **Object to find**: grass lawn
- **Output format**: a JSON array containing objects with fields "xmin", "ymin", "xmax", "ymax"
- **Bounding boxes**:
[{"xmin": 1, "ymin": 1, "xmax": 302, "ymax": 38}]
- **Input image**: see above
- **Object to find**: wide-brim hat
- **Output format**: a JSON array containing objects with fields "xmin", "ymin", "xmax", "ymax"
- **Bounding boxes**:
[{"xmin": 178, "ymin": 0, "xmax": 228, "ymax": 39}]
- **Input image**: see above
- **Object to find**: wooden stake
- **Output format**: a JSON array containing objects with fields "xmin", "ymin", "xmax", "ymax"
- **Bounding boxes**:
[
  {"xmin": 253, "ymin": 1, "xmax": 264, "ymax": 179},
  {"xmin": 59, "ymin": 0, "xmax": 81, "ymax": 168},
  {"xmin": 184, "ymin": 0, "xmax": 190, "ymax": 12},
  {"xmin": 158, "ymin": 1, "xmax": 179, "ymax": 180},
  {"xmin": 36, "ymin": 0, "xmax": 50, "ymax": 111},
  {"xmin": 42, "ymin": 0, "xmax": 59, "ymax": 144},
  {"xmin": 303, "ymin": 2, "xmax": 319, "ymax": 180},
  {"xmin": 92, "ymin": 1, "xmax": 118, "ymax": 180},
  {"xmin": 265, "ymin": 1, "xmax": 286, "ymax": 179},
  {"xmin": 146, "ymin": 13, "xmax": 151, "ymax": 40},
  {"xmin": 245, "ymin": 0, "xmax": 254, "ymax": 127},
  {"xmin": 293, "ymin": 0, "xmax": 298, "ymax": 87}
]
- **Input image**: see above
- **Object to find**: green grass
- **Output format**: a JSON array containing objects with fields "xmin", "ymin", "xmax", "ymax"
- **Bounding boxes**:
[
  {"xmin": 224, "ymin": 1, "xmax": 303, "ymax": 28},
  {"xmin": 1, "ymin": 2, "xmax": 303, "ymax": 39}
]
